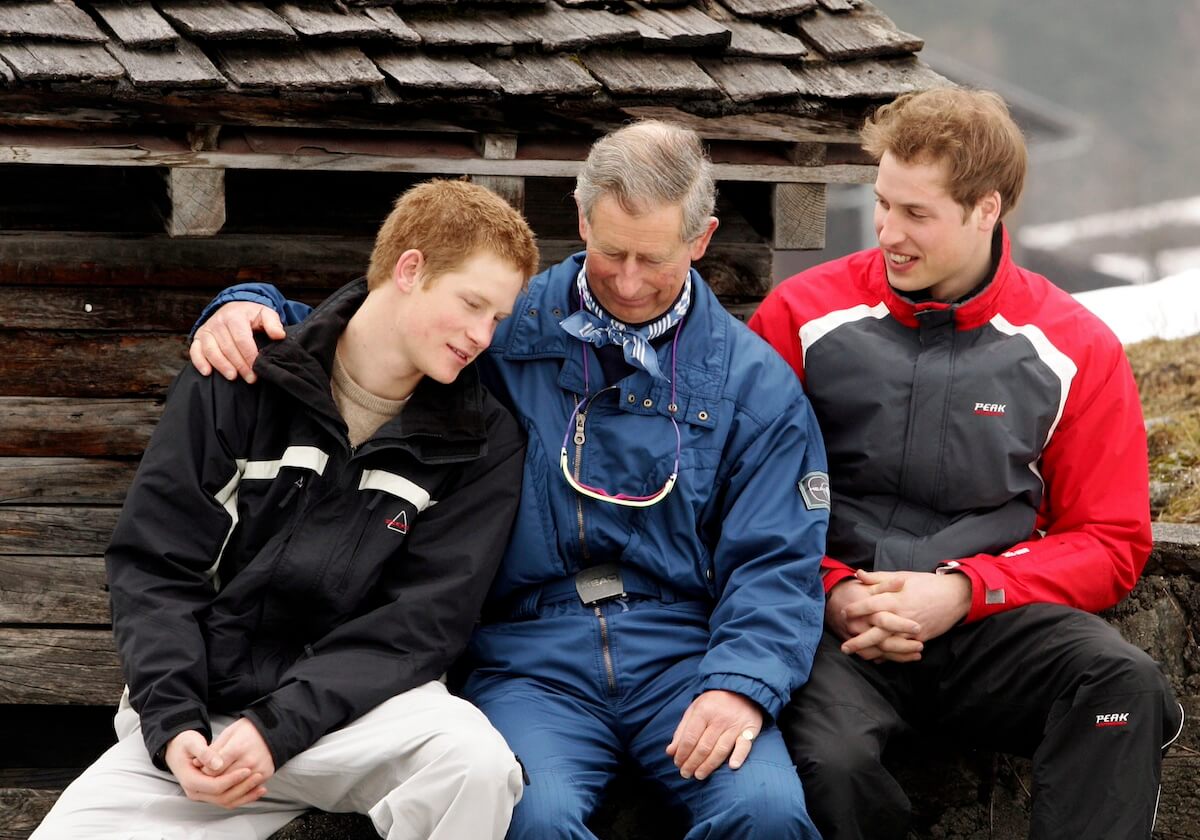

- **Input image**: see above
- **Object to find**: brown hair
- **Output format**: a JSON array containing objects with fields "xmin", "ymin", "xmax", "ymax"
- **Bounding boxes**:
[
  {"xmin": 367, "ymin": 179, "xmax": 539, "ymax": 290},
  {"xmin": 860, "ymin": 88, "xmax": 1027, "ymax": 219}
]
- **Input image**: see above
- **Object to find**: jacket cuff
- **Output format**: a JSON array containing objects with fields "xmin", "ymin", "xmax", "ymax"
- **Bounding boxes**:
[
  {"xmin": 942, "ymin": 558, "xmax": 1004, "ymax": 623},
  {"xmin": 242, "ymin": 697, "xmax": 300, "ymax": 770},
  {"xmin": 697, "ymin": 673, "xmax": 785, "ymax": 721},
  {"xmin": 143, "ymin": 708, "xmax": 212, "ymax": 772},
  {"xmin": 190, "ymin": 288, "xmax": 284, "ymax": 341},
  {"xmin": 821, "ymin": 557, "xmax": 856, "ymax": 595}
]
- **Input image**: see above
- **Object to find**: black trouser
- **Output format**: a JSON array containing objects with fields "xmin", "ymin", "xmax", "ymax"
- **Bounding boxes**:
[{"xmin": 780, "ymin": 604, "xmax": 1183, "ymax": 840}]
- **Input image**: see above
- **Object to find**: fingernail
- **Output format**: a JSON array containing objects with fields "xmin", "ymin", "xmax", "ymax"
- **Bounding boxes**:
[{"xmin": 680, "ymin": 770, "xmax": 691, "ymax": 779}]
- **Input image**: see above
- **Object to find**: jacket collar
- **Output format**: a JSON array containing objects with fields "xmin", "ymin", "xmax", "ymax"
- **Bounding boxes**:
[
  {"xmin": 495, "ymin": 252, "xmax": 726, "ymax": 403},
  {"xmin": 254, "ymin": 278, "xmax": 490, "ymax": 460},
  {"xmin": 870, "ymin": 225, "xmax": 1013, "ymax": 331}
]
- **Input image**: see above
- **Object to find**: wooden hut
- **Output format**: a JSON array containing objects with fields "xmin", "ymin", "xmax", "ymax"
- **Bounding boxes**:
[{"xmin": 0, "ymin": 1, "xmax": 945, "ymax": 835}]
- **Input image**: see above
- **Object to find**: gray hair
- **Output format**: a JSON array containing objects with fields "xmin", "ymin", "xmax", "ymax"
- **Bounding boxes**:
[{"xmin": 575, "ymin": 120, "xmax": 716, "ymax": 242}]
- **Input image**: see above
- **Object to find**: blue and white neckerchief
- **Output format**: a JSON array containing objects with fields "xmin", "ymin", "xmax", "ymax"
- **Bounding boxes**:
[{"xmin": 558, "ymin": 266, "xmax": 692, "ymax": 382}]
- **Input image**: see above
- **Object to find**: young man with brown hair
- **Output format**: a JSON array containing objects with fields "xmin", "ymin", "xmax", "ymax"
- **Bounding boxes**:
[
  {"xmin": 34, "ymin": 180, "xmax": 539, "ymax": 839},
  {"xmin": 751, "ymin": 88, "xmax": 1184, "ymax": 839}
]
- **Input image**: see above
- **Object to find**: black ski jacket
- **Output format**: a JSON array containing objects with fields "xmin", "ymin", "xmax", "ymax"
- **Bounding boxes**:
[{"xmin": 106, "ymin": 278, "xmax": 524, "ymax": 769}]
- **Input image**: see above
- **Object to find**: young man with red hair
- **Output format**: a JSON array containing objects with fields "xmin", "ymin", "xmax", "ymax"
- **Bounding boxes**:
[{"xmin": 34, "ymin": 180, "xmax": 538, "ymax": 840}]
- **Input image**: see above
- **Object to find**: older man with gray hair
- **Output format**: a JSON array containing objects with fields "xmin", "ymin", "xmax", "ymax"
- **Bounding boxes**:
[{"xmin": 191, "ymin": 121, "xmax": 828, "ymax": 838}]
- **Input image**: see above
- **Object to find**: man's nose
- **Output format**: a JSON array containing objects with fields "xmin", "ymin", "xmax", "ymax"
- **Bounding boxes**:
[{"xmin": 467, "ymin": 316, "xmax": 495, "ymax": 350}]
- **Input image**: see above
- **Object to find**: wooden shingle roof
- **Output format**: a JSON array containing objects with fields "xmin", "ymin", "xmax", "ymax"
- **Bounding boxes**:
[{"xmin": 0, "ymin": 0, "xmax": 948, "ymax": 142}]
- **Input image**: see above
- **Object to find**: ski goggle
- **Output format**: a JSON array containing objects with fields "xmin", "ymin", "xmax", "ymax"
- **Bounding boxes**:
[{"xmin": 559, "ymin": 388, "xmax": 680, "ymax": 508}]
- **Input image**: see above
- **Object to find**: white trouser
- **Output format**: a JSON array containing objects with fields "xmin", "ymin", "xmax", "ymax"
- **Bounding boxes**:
[{"xmin": 32, "ymin": 680, "xmax": 523, "ymax": 840}]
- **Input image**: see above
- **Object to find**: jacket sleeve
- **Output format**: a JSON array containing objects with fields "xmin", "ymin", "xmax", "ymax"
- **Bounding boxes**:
[
  {"xmin": 240, "ymin": 407, "xmax": 526, "ymax": 768},
  {"xmin": 695, "ymin": 370, "xmax": 829, "ymax": 720},
  {"xmin": 749, "ymin": 291, "xmax": 858, "ymax": 596},
  {"xmin": 947, "ymin": 343, "xmax": 1151, "ymax": 622},
  {"xmin": 191, "ymin": 283, "xmax": 313, "ymax": 338},
  {"xmin": 105, "ymin": 366, "xmax": 256, "ymax": 767}
]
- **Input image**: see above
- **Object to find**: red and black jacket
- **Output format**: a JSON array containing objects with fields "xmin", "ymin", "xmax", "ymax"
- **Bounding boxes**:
[{"xmin": 750, "ymin": 228, "xmax": 1150, "ymax": 622}]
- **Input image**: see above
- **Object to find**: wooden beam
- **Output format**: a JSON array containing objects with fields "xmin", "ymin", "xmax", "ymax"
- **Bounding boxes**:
[
  {"xmin": 165, "ymin": 167, "xmax": 226, "ymax": 237},
  {"xmin": 0, "ymin": 629, "xmax": 123, "ymax": 704},
  {"xmin": 0, "ymin": 398, "xmax": 161, "ymax": 458},
  {"xmin": 0, "ymin": 232, "xmax": 368, "ymax": 289},
  {"xmin": 0, "ymin": 143, "xmax": 878, "ymax": 184},
  {"xmin": 0, "ymin": 507, "xmax": 121, "ymax": 557},
  {"xmin": 0, "ymin": 787, "xmax": 60, "ymax": 840},
  {"xmin": 0, "ymin": 333, "xmax": 184, "ymax": 399},
  {"xmin": 0, "ymin": 286, "xmax": 217, "ymax": 331},
  {"xmin": 773, "ymin": 182, "xmax": 827, "ymax": 250},
  {"xmin": 0, "ymin": 556, "xmax": 109, "ymax": 625},
  {"xmin": 471, "ymin": 133, "xmax": 524, "ymax": 212},
  {"xmin": 0, "ymin": 458, "xmax": 136, "ymax": 505}
]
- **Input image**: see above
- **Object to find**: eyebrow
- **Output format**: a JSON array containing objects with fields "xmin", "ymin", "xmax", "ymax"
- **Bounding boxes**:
[{"xmin": 875, "ymin": 192, "xmax": 934, "ymax": 212}]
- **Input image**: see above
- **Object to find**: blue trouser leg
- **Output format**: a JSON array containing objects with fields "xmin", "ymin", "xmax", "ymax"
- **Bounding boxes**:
[
  {"xmin": 623, "ymin": 653, "xmax": 819, "ymax": 839},
  {"xmin": 470, "ymin": 674, "xmax": 619, "ymax": 840}
]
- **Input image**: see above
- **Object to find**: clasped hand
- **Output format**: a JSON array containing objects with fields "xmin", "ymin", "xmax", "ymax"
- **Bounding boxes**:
[
  {"xmin": 828, "ymin": 569, "xmax": 972, "ymax": 663},
  {"xmin": 164, "ymin": 718, "xmax": 275, "ymax": 809}
]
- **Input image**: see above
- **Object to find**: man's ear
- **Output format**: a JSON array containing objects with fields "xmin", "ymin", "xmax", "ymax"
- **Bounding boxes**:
[
  {"xmin": 393, "ymin": 249, "xmax": 425, "ymax": 293},
  {"xmin": 688, "ymin": 217, "xmax": 720, "ymax": 262},
  {"xmin": 976, "ymin": 191, "xmax": 1002, "ymax": 231},
  {"xmin": 575, "ymin": 198, "xmax": 589, "ymax": 245}
]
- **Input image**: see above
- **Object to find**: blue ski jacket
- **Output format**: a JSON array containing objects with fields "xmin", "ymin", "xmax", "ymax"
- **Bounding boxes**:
[{"xmin": 204, "ymin": 253, "xmax": 829, "ymax": 717}]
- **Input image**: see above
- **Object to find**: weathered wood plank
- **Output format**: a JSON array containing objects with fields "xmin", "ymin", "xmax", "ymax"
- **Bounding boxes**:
[
  {"xmin": 0, "ymin": 42, "xmax": 124, "ymax": 82},
  {"xmin": 215, "ymin": 44, "xmax": 384, "ymax": 89},
  {"xmin": 0, "ymin": 232, "xmax": 370, "ymax": 289},
  {"xmin": 403, "ymin": 11, "xmax": 538, "ymax": 48},
  {"xmin": 722, "ymin": 19, "xmax": 808, "ymax": 58},
  {"xmin": 0, "ymin": 286, "xmax": 215, "ymax": 331},
  {"xmin": 360, "ymin": 7, "xmax": 420, "ymax": 44},
  {"xmin": 0, "ymin": 332, "xmax": 184, "ymax": 398},
  {"xmin": 816, "ymin": 0, "xmax": 861, "ymax": 9},
  {"xmin": 622, "ymin": 105, "xmax": 864, "ymax": 144},
  {"xmin": 474, "ymin": 53, "xmax": 599, "ymax": 97},
  {"xmin": 0, "ymin": 139, "xmax": 877, "ymax": 182},
  {"xmin": 471, "ymin": 175, "xmax": 526, "ymax": 212},
  {"xmin": 0, "ymin": 629, "xmax": 123, "ymax": 705},
  {"xmin": 105, "ymin": 37, "xmax": 226, "ymax": 88},
  {"xmin": 791, "ymin": 56, "xmax": 950, "ymax": 98},
  {"xmin": 0, "ymin": 507, "xmax": 121, "ymax": 556},
  {"xmin": 0, "ymin": 459, "xmax": 135, "ymax": 505},
  {"xmin": 545, "ymin": 4, "xmax": 640, "ymax": 44},
  {"xmin": 158, "ymin": 0, "xmax": 297, "ymax": 40},
  {"xmin": 0, "ymin": 1, "xmax": 107, "ymax": 41},
  {"xmin": 508, "ymin": 2, "xmax": 638, "ymax": 50},
  {"xmin": 796, "ymin": 1, "xmax": 923, "ymax": 61},
  {"xmin": 0, "ymin": 398, "xmax": 161, "ymax": 458},
  {"xmin": 372, "ymin": 51, "xmax": 500, "ymax": 92},
  {"xmin": 0, "ymin": 58, "xmax": 14, "ymax": 86},
  {"xmin": 470, "ymin": 133, "xmax": 524, "ymax": 211},
  {"xmin": 627, "ymin": 4, "xmax": 731, "ymax": 49},
  {"xmin": 91, "ymin": 1, "xmax": 180, "ymax": 48},
  {"xmin": 165, "ymin": 167, "xmax": 227, "ymax": 237},
  {"xmin": 275, "ymin": 3, "xmax": 385, "ymax": 38},
  {"xmin": 716, "ymin": 0, "xmax": 816, "ymax": 20},
  {"xmin": 0, "ymin": 556, "xmax": 110, "ymax": 624},
  {"xmin": 698, "ymin": 57, "xmax": 801, "ymax": 101},
  {"xmin": 582, "ymin": 51, "xmax": 721, "ymax": 98},
  {"xmin": 773, "ymin": 182, "xmax": 826, "ymax": 249},
  {"xmin": 0, "ymin": 787, "xmax": 60, "ymax": 840}
]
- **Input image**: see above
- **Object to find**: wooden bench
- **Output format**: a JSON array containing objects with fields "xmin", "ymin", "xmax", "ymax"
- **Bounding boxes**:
[{"xmin": 4, "ymin": 524, "xmax": 1198, "ymax": 839}]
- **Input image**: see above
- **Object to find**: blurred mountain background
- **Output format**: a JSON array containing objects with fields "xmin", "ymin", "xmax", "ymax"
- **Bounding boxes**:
[{"xmin": 780, "ymin": 0, "xmax": 1200, "ymax": 303}]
